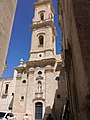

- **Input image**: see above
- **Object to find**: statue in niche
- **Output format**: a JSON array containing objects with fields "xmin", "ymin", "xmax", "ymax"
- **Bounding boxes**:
[{"xmin": 38, "ymin": 81, "xmax": 42, "ymax": 93}]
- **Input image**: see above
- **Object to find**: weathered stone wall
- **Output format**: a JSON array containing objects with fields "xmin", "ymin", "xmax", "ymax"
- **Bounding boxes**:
[
  {"xmin": 72, "ymin": 1, "xmax": 90, "ymax": 119},
  {"xmin": 0, "ymin": 0, "xmax": 17, "ymax": 77},
  {"xmin": 58, "ymin": 0, "xmax": 90, "ymax": 120},
  {"xmin": 0, "ymin": 78, "xmax": 15, "ymax": 111}
]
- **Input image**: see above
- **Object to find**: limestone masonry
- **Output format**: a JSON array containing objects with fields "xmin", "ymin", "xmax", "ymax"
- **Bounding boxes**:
[{"xmin": 0, "ymin": 1, "xmax": 67, "ymax": 120}]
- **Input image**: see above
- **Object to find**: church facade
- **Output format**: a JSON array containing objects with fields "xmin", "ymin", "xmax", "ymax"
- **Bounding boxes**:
[{"xmin": 0, "ymin": 0, "xmax": 67, "ymax": 120}]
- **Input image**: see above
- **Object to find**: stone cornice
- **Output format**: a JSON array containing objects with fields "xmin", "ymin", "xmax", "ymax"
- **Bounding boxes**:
[
  {"xmin": 33, "ymin": 97, "xmax": 45, "ymax": 102},
  {"xmin": 34, "ymin": 0, "xmax": 54, "ymax": 13},
  {"xmin": 15, "ymin": 64, "xmax": 26, "ymax": 73},
  {"xmin": 27, "ymin": 67, "xmax": 35, "ymax": 74},
  {"xmin": 15, "ymin": 66, "xmax": 25, "ymax": 72},
  {"xmin": 30, "ymin": 20, "xmax": 56, "ymax": 36},
  {"xmin": 30, "ymin": 48, "xmax": 54, "ymax": 54},
  {"xmin": 36, "ymin": 76, "xmax": 43, "ymax": 80},
  {"xmin": 45, "ymin": 65, "xmax": 54, "ymax": 72},
  {"xmin": 0, "ymin": 77, "xmax": 13, "ymax": 81},
  {"xmin": 26, "ymin": 58, "xmax": 56, "ymax": 67}
]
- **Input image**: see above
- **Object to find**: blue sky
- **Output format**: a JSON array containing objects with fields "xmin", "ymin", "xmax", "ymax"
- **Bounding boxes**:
[{"xmin": 2, "ymin": 0, "xmax": 62, "ymax": 78}]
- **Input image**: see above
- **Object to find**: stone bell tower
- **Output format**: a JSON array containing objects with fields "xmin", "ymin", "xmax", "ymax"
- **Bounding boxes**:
[
  {"xmin": 30, "ymin": 0, "xmax": 56, "ymax": 61},
  {"xmin": 13, "ymin": 0, "xmax": 61, "ymax": 120}
]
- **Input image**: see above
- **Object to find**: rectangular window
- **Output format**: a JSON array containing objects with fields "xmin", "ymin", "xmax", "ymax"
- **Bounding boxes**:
[
  {"xmin": 35, "ymin": 102, "xmax": 42, "ymax": 120},
  {"xmin": 5, "ymin": 84, "xmax": 9, "ymax": 94}
]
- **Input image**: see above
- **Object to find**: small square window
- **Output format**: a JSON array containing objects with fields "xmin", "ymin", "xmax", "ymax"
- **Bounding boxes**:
[{"xmin": 57, "ymin": 94, "xmax": 60, "ymax": 98}]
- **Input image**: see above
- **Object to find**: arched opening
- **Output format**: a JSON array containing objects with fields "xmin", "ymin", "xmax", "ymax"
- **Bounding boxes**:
[
  {"xmin": 35, "ymin": 102, "xmax": 43, "ymax": 120},
  {"xmin": 40, "ymin": 13, "xmax": 44, "ymax": 20},
  {"xmin": 39, "ymin": 35, "xmax": 44, "ymax": 46}
]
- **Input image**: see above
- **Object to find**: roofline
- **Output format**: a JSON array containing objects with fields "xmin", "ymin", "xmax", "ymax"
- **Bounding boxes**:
[{"xmin": 0, "ymin": 77, "xmax": 13, "ymax": 80}]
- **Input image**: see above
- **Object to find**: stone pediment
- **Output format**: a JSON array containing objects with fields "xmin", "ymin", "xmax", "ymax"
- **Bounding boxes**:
[
  {"xmin": 33, "ymin": 97, "xmax": 45, "ymax": 102},
  {"xmin": 36, "ymin": 76, "xmax": 43, "ymax": 80}
]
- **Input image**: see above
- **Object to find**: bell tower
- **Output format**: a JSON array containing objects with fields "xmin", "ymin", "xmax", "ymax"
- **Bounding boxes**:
[
  {"xmin": 13, "ymin": 1, "xmax": 61, "ymax": 120},
  {"xmin": 30, "ymin": 0, "xmax": 56, "ymax": 60}
]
